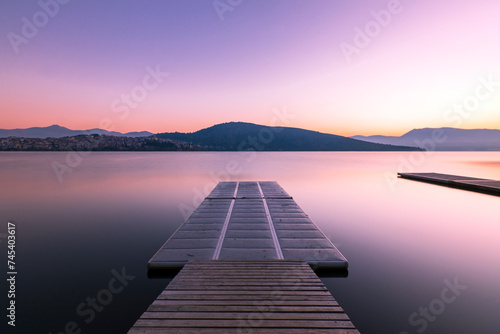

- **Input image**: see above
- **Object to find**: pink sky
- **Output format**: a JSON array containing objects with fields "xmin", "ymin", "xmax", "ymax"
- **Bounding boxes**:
[{"xmin": 1, "ymin": 0, "xmax": 499, "ymax": 136}]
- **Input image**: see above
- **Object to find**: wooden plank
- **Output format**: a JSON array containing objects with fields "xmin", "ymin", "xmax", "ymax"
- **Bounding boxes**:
[
  {"xmin": 181, "ymin": 260, "xmax": 312, "ymax": 266},
  {"xmin": 165, "ymin": 282, "xmax": 327, "ymax": 286},
  {"xmin": 170, "ymin": 270, "xmax": 318, "ymax": 275},
  {"xmin": 140, "ymin": 311, "xmax": 351, "ymax": 320},
  {"xmin": 161, "ymin": 290, "xmax": 329, "ymax": 294},
  {"xmin": 129, "ymin": 328, "xmax": 360, "ymax": 334},
  {"xmin": 183, "ymin": 261, "xmax": 310, "ymax": 266},
  {"xmin": 133, "ymin": 319, "xmax": 356, "ymax": 328},
  {"xmin": 173, "ymin": 272, "xmax": 316, "ymax": 277},
  {"xmin": 176, "ymin": 267, "xmax": 314, "ymax": 272},
  {"xmin": 164, "ymin": 285, "xmax": 327, "ymax": 290},
  {"xmin": 172, "ymin": 274, "xmax": 318, "ymax": 279},
  {"xmin": 156, "ymin": 295, "xmax": 336, "ymax": 301},
  {"xmin": 169, "ymin": 280, "xmax": 320, "ymax": 284},
  {"xmin": 146, "ymin": 305, "xmax": 344, "ymax": 312},
  {"xmin": 150, "ymin": 299, "xmax": 341, "ymax": 306}
]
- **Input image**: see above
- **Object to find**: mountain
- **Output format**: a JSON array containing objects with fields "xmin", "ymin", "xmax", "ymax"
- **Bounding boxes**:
[
  {"xmin": 0, "ymin": 125, "xmax": 153, "ymax": 138},
  {"xmin": 156, "ymin": 122, "xmax": 422, "ymax": 151},
  {"xmin": 352, "ymin": 128, "xmax": 500, "ymax": 151}
]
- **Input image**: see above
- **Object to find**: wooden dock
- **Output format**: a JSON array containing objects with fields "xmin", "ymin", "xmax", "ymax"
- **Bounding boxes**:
[
  {"xmin": 129, "ymin": 260, "xmax": 359, "ymax": 334},
  {"xmin": 148, "ymin": 181, "xmax": 348, "ymax": 274},
  {"xmin": 130, "ymin": 182, "xmax": 357, "ymax": 333},
  {"xmin": 398, "ymin": 172, "xmax": 500, "ymax": 196}
]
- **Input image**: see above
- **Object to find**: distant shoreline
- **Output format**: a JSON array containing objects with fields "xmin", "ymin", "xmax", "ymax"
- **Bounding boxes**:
[
  {"xmin": 0, "ymin": 129, "xmax": 425, "ymax": 152},
  {"xmin": 0, "ymin": 122, "xmax": 425, "ymax": 151}
]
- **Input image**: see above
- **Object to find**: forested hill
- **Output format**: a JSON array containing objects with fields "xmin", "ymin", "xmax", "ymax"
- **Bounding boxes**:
[{"xmin": 156, "ymin": 122, "xmax": 422, "ymax": 151}]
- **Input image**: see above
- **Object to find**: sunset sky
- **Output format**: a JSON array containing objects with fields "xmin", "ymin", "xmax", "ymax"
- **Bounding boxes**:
[{"xmin": 1, "ymin": 0, "xmax": 499, "ymax": 136}]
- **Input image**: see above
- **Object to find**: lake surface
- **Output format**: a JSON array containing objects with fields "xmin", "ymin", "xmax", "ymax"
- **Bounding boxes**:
[{"xmin": 1, "ymin": 152, "xmax": 499, "ymax": 334}]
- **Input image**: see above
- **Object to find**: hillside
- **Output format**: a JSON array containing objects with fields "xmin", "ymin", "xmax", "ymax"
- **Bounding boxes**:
[
  {"xmin": 352, "ymin": 128, "xmax": 500, "ymax": 151},
  {"xmin": 0, "ymin": 125, "xmax": 153, "ymax": 139},
  {"xmin": 156, "ymin": 122, "xmax": 422, "ymax": 151}
]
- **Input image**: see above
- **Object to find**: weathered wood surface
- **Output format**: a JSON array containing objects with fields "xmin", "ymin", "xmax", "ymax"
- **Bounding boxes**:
[
  {"xmin": 398, "ymin": 172, "xmax": 500, "ymax": 196},
  {"xmin": 148, "ymin": 182, "xmax": 348, "ymax": 272},
  {"xmin": 129, "ymin": 260, "xmax": 359, "ymax": 334}
]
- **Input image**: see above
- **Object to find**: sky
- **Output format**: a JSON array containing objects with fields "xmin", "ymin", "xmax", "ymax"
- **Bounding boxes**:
[{"xmin": 1, "ymin": 0, "xmax": 499, "ymax": 136}]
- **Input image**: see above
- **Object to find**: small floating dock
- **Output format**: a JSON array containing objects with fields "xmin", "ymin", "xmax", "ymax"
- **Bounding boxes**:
[
  {"xmin": 130, "ymin": 181, "xmax": 357, "ymax": 333},
  {"xmin": 129, "ymin": 260, "xmax": 359, "ymax": 334},
  {"xmin": 148, "ymin": 181, "xmax": 348, "ymax": 273},
  {"xmin": 398, "ymin": 172, "xmax": 500, "ymax": 196}
]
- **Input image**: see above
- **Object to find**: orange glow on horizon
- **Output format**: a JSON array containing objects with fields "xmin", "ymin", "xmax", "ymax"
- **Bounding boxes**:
[{"xmin": 2, "ymin": 116, "xmax": 500, "ymax": 137}]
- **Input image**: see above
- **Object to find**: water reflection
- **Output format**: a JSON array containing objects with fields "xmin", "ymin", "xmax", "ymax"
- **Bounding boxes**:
[{"xmin": 0, "ymin": 152, "xmax": 499, "ymax": 333}]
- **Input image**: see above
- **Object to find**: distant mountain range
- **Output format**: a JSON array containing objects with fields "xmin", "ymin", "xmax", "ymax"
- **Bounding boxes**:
[
  {"xmin": 352, "ymin": 128, "xmax": 500, "ymax": 151},
  {"xmin": 0, "ymin": 125, "xmax": 153, "ymax": 139},
  {"xmin": 156, "ymin": 122, "xmax": 421, "ymax": 151},
  {"xmin": 5, "ymin": 123, "xmax": 497, "ymax": 151}
]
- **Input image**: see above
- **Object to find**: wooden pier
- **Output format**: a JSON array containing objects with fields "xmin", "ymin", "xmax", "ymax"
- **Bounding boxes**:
[
  {"xmin": 129, "ymin": 182, "xmax": 358, "ymax": 333},
  {"xmin": 148, "ymin": 181, "xmax": 348, "ymax": 273},
  {"xmin": 129, "ymin": 260, "xmax": 359, "ymax": 333},
  {"xmin": 398, "ymin": 172, "xmax": 500, "ymax": 196}
]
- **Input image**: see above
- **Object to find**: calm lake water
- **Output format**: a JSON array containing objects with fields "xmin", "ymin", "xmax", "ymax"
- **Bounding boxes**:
[{"xmin": 1, "ymin": 152, "xmax": 499, "ymax": 334}]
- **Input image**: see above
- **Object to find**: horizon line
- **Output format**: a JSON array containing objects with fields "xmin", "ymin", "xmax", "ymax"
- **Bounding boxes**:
[{"xmin": 1, "ymin": 122, "xmax": 500, "ymax": 138}]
